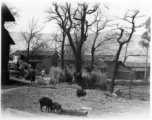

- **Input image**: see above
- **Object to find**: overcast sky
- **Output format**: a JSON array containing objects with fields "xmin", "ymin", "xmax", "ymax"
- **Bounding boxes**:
[{"xmin": 3, "ymin": 0, "xmax": 151, "ymax": 35}]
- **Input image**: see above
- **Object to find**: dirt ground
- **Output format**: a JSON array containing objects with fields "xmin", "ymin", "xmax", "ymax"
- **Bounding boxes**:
[{"xmin": 1, "ymin": 81, "xmax": 150, "ymax": 118}]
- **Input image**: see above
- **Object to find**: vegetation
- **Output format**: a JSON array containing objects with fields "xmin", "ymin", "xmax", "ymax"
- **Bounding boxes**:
[
  {"xmin": 139, "ymin": 17, "xmax": 151, "ymax": 80},
  {"xmin": 46, "ymin": 3, "xmax": 100, "ymax": 74},
  {"xmin": 48, "ymin": 67, "xmax": 108, "ymax": 90},
  {"xmin": 89, "ymin": 6, "xmax": 113, "ymax": 72},
  {"xmin": 106, "ymin": 10, "xmax": 144, "ymax": 93},
  {"xmin": 82, "ymin": 71, "xmax": 108, "ymax": 90},
  {"xmin": 49, "ymin": 67, "xmax": 66, "ymax": 84},
  {"xmin": 5, "ymin": 2, "xmax": 150, "ymax": 98},
  {"xmin": 20, "ymin": 18, "xmax": 47, "ymax": 62}
]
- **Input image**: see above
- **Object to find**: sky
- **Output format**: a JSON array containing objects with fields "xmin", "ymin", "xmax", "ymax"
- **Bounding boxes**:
[{"xmin": 3, "ymin": 0, "xmax": 151, "ymax": 35}]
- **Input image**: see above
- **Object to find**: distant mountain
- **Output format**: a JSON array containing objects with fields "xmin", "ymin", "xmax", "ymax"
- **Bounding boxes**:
[{"xmin": 9, "ymin": 32, "xmax": 149, "ymax": 63}]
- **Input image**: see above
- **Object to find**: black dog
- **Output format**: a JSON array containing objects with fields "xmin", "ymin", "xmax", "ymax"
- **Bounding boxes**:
[
  {"xmin": 39, "ymin": 97, "xmax": 53, "ymax": 112},
  {"xmin": 76, "ymin": 89, "xmax": 86, "ymax": 97},
  {"xmin": 52, "ymin": 102, "xmax": 62, "ymax": 113}
]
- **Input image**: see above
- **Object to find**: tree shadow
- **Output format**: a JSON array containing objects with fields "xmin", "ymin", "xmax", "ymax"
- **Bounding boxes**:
[{"xmin": 57, "ymin": 109, "xmax": 88, "ymax": 117}]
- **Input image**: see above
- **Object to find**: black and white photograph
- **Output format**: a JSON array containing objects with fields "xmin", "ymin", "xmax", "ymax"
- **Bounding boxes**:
[{"xmin": 1, "ymin": 0, "xmax": 151, "ymax": 118}]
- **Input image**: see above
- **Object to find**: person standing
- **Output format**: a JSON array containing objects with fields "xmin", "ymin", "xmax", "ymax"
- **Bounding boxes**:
[
  {"xmin": 41, "ymin": 66, "xmax": 45, "ymax": 80},
  {"xmin": 31, "ymin": 68, "xmax": 36, "ymax": 84}
]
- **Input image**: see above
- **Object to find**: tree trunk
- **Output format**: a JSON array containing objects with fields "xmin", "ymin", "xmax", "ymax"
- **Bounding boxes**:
[
  {"xmin": 90, "ymin": 48, "xmax": 95, "ymax": 72},
  {"xmin": 129, "ymin": 73, "xmax": 133, "ymax": 100},
  {"xmin": 75, "ymin": 49, "xmax": 82, "ymax": 73},
  {"xmin": 144, "ymin": 47, "xmax": 148, "ymax": 80},
  {"xmin": 90, "ymin": 33, "xmax": 98, "ymax": 72},
  {"xmin": 110, "ymin": 44, "xmax": 123, "ymax": 93},
  {"xmin": 61, "ymin": 47, "xmax": 64, "ymax": 69},
  {"xmin": 61, "ymin": 33, "xmax": 66, "ymax": 69},
  {"xmin": 26, "ymin": 43, "xmax": 30, "ymax": 62}
]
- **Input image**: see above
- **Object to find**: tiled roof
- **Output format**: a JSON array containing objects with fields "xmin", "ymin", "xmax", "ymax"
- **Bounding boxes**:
[
  {"xmin": 125, "ymin": 62, "xmax": 150, "ymax": 68},
  {"xmin": 12, "ymin": 50, "xmax": 56, "ymax": 57},
  {"xmin": 84, "ymin": 55, "xmax": 115, "ymax": 62},
  {"xmin": 62, "ymin": 54, "xmax": 115, "ymax": 62}
]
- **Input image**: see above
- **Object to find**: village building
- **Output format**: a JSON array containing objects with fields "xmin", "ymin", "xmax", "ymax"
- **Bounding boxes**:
[
  {"xmin": 1, "ymin": 2, "xmax": 15, "ymax": 85},
  {"xmin": 58, "ymin": 53, "xmax": 150, "ymax": 80},
  {"xmin": 107, "ymin": 61, "xmax": 150, "ymax": 80},
  {"xmin": 12, "ymin": 50, "xmax": 59, "ymax": 75}
]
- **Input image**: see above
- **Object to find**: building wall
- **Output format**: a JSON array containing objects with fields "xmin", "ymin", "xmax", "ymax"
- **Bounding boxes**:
[
  {"xmin": 52, "ymin": 52, "xmax": 59, "ymax": 67},
  {"xmin": 107, "ymin": 61, "xmax": 150, "ymax": 80},
  {"xmin": 116, "ymin": 72, "xmax": 131, "ymax": 80},
  {"xmin": 106, "ymin": 62, "xmax": 115, "ymax": 79},
  {"xmin": 42, "ymin": 57, "xmax": 52, "ymax": 74},
  {"xmin": 35, "ymin": 61, "xmax": 43, "ymax": 75},
  {"xmin": 2, "ymin": 34, "xmax": 10, "ymax": 84},
  {"xmin": 147, "ymin": 68, "xmax": 150, "ymax": 80},
  {"xmin": 35, "ymin": 53, "xmax": 59, "ymax": 75}
]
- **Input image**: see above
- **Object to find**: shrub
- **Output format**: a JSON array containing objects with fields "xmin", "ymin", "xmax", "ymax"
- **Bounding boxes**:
[
  {"xmin": 49, "ymin": 76, "xmax": 58, "ymax": 85},
  {"xmin": 65, "ymin": 72, "xmax": 73, "ymax": 83},
  {"xmin": 66, "ymin": 66, "xmax": 75, "ymax": 77},
  {"xmin": 49, "ymin": 67, "xmax": 66, "ymax": 85},
  {"xmin": 64, "ymin": 66, "xmax": 75, "ymax": 83},
  {"xmin": 81, "ymin": 71, "xmax": 108, "ymax": 90}
]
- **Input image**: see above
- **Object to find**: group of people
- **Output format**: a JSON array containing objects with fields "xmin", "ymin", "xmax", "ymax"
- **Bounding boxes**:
[
  {"xmin": 31, "ymin": 66, "xmax": 46, "ymax": 84},
  {"xmin": 30, "ymin": 66, "xmax": 46, "ymax": 84}
]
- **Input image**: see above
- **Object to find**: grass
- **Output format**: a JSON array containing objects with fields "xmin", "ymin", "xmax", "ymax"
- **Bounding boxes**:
[{"xmin": 1, "ymin": 83, "xmax": 150, "ymax": 117}]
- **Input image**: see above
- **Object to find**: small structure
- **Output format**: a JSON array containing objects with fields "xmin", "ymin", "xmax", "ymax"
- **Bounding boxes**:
[
  {"xmin": 107, "ymin": 61, "xmax": 150, "ymax": 80},
  {"xmin": 125, "ymin": 62, "xmax": 150, "ymax": 80},
  {"xmin": 12, "ymin": 50, "xmax": 59, "ymax": 75},
  {"xmin": 1, "ymin": 2, "xmax": 15, "ymax": 85}
]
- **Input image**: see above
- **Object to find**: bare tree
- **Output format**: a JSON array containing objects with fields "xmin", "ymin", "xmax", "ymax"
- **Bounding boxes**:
[
  {"xmin": 106, "ymin": 9, "xmax": 144, "ymax": 93},
  {"xmin": 20, "ymin": 18, "xmax": 44, "ymax": 62},
  {"xmin": 121, "ymin": 41, "xmax": 144, "ymax": 63},
  {"xmin": 46, "ymin": 2, "xmax": 99, "ymax": 74},
  {"xmin": 120, "ymin": 40, "xmax": 144, "ymax": 99},
  {"xmin": 89, "ymin": 7, "xmax": 113, "ymax": 71},
  {"xmin": 46, "ymin": 4, "xmax": 68, "ymax": 69},
  {"xmin": 52, "ymin": 29, "xmax": 66, "ymax": 69}
]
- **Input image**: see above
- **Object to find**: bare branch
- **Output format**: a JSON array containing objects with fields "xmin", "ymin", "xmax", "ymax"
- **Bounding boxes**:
[{"xmin": 20, "ymin": 18, "xmax": 44, "ymax": 61}]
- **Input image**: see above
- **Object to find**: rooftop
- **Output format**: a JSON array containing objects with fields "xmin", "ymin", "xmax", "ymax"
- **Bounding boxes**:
[
  {"xmin": 12, "ymin": 50, "xmax": 56, "ymax": 57},
  {"xmin": 125, "ymin": 62, "xmax": 150, "ymax": 68},
  {"xmin": 62, "ymin": 54, "xmax": 116, "ymax": 62}
]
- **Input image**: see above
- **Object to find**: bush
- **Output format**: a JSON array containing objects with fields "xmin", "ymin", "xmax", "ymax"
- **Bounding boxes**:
[
  {"xmin": 81, "ymin": 71, "xmax": 108, "ymax": 90},
  {"xmin": 49, "ymin": 67, "xmax": 66, "ymax": 85},
  {"xmin": 64, "ymin": 66, "xmax": 75, "ymax": 83}
]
